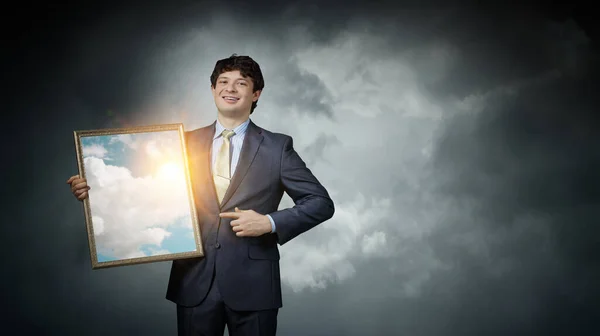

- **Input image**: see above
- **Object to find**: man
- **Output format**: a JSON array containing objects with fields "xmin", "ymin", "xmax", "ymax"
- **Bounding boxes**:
[{"xmin": 67, "ymin": 54, "xmax": 335, "ymax": 336}]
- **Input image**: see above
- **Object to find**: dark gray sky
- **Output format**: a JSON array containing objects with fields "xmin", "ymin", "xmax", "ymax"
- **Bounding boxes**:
[{"xmin": 4, "ymin": 1, "xmax": 600, "ymax": 335}]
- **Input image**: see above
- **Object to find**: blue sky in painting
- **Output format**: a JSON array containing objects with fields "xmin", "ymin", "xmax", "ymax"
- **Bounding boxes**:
[
  {"xmin": 159, "ymin": 214, "xmax": 197, "ymax": 253},
  {"xmin": 97, "ymin": 253, "xmax": 113, "ymax": 263}
]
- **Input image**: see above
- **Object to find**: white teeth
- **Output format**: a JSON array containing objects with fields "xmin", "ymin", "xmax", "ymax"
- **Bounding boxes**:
[{"xmin": 224, "ymin": 97, "xmax": 239, "ymax": 101}]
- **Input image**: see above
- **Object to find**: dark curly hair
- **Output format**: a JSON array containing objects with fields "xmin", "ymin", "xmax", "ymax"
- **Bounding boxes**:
[{"xmin": 210, "ymin": 54, "xmax": 265, "ymax": 114}]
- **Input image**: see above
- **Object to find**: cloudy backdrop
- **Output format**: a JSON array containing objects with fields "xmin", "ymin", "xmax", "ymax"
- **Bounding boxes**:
[{"xmin": 4, "ymin": 1, "xmax": 599, "ymax": 335}]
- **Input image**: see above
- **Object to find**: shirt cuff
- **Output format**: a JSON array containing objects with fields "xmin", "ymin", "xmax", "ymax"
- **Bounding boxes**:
[{"xmin": 266, "ymin": 214, "xmax": 276, "ymax": 233}]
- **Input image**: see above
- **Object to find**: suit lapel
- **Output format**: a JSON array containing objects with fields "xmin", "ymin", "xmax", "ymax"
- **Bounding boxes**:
[{"xmin": 220, "ymin": 120, "xmax": 264, "ymax": 208}]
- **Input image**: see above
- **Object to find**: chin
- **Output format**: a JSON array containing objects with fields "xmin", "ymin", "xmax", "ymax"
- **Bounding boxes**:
[
  {"xmin": 218, "ymin": 105, "xmax": 239, "ymax": 113},
  {"xmin": 218, "ymin": 105, "xmax": 250, "ymax": 116}
]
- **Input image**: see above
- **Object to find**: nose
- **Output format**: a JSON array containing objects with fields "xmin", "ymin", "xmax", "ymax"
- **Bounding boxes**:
[{"xmin": 225, "ymin": 82, "xmax": 237, "ymax": 92}]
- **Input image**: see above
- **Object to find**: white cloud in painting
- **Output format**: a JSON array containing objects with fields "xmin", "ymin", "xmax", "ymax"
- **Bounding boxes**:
[
  {"xmin": 109, "ymin": 134, "xmax": 139, "ymax": 150},
  {"xmin": 145, "ymin": 140, "xmax": 162, "ymax": 159},
  {"xmin": 92, "ymin": 215, "xmax": 105, "ymax": 235},
  {"xmin": 109, "ymin": 133, "xmax": 182, "ymax": 162},
  {"xmin": 84, "ymin": 146, "xmax": 191, "ymax": 259},
  {"xmin": 82, "ymin": 144, "xmax": 108, "ymax": 159}
]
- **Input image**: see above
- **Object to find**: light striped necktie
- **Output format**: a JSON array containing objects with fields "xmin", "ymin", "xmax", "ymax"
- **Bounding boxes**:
[{"xmin": 214, "ymin": 129, "xmax": 236, "ymax": 204}]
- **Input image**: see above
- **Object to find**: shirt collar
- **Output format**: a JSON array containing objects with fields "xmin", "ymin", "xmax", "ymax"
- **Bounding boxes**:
[{"xmin": 214, "ymin": 117, "xmax": 250, "ymax": 140}]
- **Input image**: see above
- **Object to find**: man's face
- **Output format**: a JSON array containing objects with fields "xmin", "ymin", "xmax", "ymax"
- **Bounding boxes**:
[{"xmin": 211, "ymin": 70, "xmax": 261, "ymax": 117}]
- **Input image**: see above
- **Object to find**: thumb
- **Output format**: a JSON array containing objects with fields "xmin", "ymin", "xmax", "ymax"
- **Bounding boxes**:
[{"xmin": 235, "ymin": 207, "xmax": 242, "ymax": 212}]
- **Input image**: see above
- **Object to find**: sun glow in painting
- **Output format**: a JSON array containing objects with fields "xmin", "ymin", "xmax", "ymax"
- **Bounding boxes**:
[{"xmin": 156, "ymin": 162, "xmax": 185, "ymax": 181}]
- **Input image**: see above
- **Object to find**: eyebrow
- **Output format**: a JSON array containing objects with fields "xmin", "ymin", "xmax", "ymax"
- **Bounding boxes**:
[{"xmin": 218, "ymin": 76, "xmax": 248, "ymax": 81}]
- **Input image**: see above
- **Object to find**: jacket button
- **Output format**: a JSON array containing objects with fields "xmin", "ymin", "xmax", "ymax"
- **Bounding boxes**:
[{"xmin": 215, "ymin": 242, "xmax": 221, "ymax": 249}]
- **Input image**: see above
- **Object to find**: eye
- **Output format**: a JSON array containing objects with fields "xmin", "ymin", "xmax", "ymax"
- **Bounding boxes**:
[{"xmin": 239, "ymin": 82, "xmax": 247, "ymax": 86}]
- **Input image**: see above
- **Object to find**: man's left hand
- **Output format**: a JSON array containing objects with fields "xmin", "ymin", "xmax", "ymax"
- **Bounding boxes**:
[{"xmin": 219, "ymin": 207, "xmax": 272, "ymax": 237}]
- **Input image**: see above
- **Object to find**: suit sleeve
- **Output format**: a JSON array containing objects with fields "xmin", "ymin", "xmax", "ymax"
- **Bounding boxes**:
[{"xmin": 268, "ymin": 136, "xmax": 335, "ymax": 245}]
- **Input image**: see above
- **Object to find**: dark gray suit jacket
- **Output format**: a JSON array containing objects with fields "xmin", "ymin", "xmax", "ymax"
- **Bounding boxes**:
[{"xmin": 165, "ymin": 120, "xmax": 335, "ymax": 311}]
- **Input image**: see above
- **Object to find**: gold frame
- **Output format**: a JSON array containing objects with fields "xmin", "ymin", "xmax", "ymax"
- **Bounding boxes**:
[{"xmin": 73, "ymin": 123, "xmax": 203, "ymax": 269}]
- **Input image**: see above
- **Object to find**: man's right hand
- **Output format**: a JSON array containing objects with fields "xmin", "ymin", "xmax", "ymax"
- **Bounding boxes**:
[{"xmin": 67, "ymin": 175, "xmax": 90, "ymax": 201}]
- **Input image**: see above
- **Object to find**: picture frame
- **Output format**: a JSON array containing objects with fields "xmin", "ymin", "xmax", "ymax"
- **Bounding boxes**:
[{"xmin": 73, "ymin": 123, "xmax": 204, "ymax": 269}]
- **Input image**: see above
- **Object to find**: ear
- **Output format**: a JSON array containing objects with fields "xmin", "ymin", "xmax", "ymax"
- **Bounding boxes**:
[{"xmin": 252, "ymin": 90, "xmax": 262, "ymax": 102}]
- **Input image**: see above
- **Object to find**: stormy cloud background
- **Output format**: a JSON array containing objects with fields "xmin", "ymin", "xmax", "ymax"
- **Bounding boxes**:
[{"xmin": 4, "ymin": 1, "xmax": 599, "ymax": 335}]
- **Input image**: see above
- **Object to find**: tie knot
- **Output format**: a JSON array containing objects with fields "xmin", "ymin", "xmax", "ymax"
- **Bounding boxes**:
[{"xmin": 221, "ymin": 129, "xmax": 235, "ymax": 140}]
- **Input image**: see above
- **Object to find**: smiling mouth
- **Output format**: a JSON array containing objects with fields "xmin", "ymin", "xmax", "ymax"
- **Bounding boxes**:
[{"xmin": 223, "ymin": 96, "xmax": 239, "ymax": 102}]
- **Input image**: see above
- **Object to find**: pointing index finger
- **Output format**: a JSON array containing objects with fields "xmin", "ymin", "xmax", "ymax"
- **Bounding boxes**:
[{"xmin": 219, "ymin": 212, "xmax": 241, "ymax": 218}]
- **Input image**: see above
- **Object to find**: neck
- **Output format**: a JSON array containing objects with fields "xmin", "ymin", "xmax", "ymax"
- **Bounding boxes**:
[{"xmin": 217, "ymin": 113, "xmax": 249, "ymax": 130}]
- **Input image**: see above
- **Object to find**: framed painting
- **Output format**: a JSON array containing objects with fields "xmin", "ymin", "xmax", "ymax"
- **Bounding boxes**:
[{"xmin": 73, "ymin": 123, "xmax": 203, "ymax": 269}]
